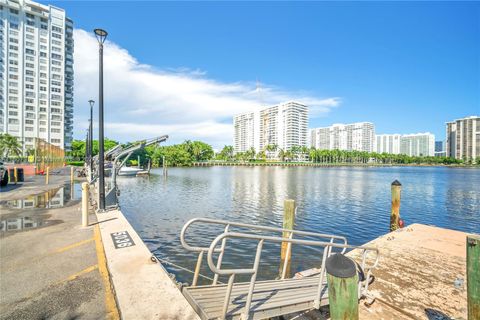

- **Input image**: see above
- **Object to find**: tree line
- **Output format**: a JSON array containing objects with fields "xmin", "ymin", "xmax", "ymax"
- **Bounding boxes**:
[
  {"xmin": 3, "ymin": 133, "xmax": 477, "ymax": 166},
  {"xmin": 214, "ymin": 144, "xmax": 473, "ymax": 165}
]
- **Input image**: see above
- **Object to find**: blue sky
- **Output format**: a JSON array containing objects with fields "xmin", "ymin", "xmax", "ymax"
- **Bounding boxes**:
[{"xmin": 45, "ymin": 1, "xmax": 479, "ymax": 147}]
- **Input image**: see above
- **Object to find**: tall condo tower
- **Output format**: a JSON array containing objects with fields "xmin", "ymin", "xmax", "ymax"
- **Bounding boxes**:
[
  {"xmin": 446, "ymin": 116, "xmax": 480, "ymax": 162},
  {"xmin": 233, "ymin": 101, "xmax": 308, "ymax": 154},
  {"xmin": 0, "ymin": 0, "xmax": 74, "ymax": 152}
]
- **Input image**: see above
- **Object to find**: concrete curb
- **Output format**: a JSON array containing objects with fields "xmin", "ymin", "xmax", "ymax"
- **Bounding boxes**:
[{"xmin": 95, "ymin": 209, "xmax": 200, "ymax": 320}]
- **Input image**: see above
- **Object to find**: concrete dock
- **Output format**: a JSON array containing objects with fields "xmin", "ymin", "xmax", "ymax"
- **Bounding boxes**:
[{"xmin": 290, "ymin": 223, "xmax": 471, "ymax": 320}]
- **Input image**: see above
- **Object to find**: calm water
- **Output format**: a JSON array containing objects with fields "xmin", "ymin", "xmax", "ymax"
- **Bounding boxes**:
[{"xmin": 117, "ymin": 166, "xmax": 480, "ymax": 284}]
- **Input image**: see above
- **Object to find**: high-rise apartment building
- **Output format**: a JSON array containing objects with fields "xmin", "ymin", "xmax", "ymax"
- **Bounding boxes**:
[
  {"xmin": 446, "ymin": 116, "xmax": 480, "ymax": 162},
  {"xmin": 375, "ymin": 134, "xmax": 401, "ymax": 154},
  {"xmin": 434, "ymin": 141, "xmax": 446, "ymax": 157},
  {"xmin": 233, "ymin": 101, "xmax": 308, "ymax": 154},
  {"xmin": 399, "ymin": 133, "xmax": 435, "ymax": 157},
  {"xmin": 310, "ymin": 122, "xmax": 375, "ymax": 152},
  {"xmin": 233, "ymin": 111, "xmax": 259, "ymax": 153},
  {"xmin": 0, "ymin": 0, "xmax": 74, "ymax": 152}
]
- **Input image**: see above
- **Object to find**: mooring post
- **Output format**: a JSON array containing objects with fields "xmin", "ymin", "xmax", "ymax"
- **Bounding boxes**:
[
  {"xmin": 163, "ymin": 156, "xmax": 168, "ymax": 176},
  {"xmin": 467, "ymin": 234, "xmax": 480, "ymax": 320},
  {"xmin": 13, "ymin": 167, "xmax": 17, "ymax": 184},
  {"xmin": 45, "ymin": 166, "xmax": 50, "ymax": 185},
  {"xmin": 279, "ymin": 199, "xmax": 295, "ymax": 279},
  {"xmin": 390, "ymin": 180, "xmax": 402, "ymax": 231},
  {"xmin": 326, "ymin": 253, "xmax": 359, "ymax": 320},
  {"xmin": 82, "ymin": 182, "xmax": 89, "ymax": 227},
  {"xmin": 70, "ymin": 166, "xmax": 74, "ymax": 184}
]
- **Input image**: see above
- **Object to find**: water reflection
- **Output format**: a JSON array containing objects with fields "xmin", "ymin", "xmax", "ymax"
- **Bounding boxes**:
[
  {"xmin": 117, "ymin": 166, "xmax": 480, "ymax": 284},
  {"xmin": 1, "ymin": 215, "xmax": 47, "ymax": 232},
  {"xmin": 0, "ymin": 182, "xmax": 82, "ymax": 210}
]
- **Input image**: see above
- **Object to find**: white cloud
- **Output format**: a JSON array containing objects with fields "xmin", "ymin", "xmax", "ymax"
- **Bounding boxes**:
[{"xmin": 73, "ymin": 29, "xmax": 341, "ymax": 148}]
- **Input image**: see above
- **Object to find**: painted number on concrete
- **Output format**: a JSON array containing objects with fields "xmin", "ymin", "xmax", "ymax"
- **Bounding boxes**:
[{"xmin": 111, "ymin": 231, "xmax": 135, "ymax": 249}]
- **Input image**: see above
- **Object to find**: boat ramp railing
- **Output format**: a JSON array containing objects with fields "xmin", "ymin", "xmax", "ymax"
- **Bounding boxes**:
[{"xmin": 180, "ymin": 218, "xmax": 379, "ymax": 319}]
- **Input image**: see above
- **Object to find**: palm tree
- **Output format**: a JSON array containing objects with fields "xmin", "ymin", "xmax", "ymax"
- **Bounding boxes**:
[
  {"xmin": 265, "ymin": 144, "xmax": 278, "ymax": 160},
  {"xmin": 246, "ymin": 147, "xmax": 256, "ymax": 161},
  {"xmin": 290, "ymin": 145, "xmax": 302, "ymax": 161},
  {"xmin": 0, "ymin": 133, "xmax": 22, "ymax": 158}
]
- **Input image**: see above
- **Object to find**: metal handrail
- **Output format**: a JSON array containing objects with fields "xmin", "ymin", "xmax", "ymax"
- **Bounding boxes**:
[
  {"xmin": 180, "ymin": 217, "xmax": 348, "ymax": 286},
  {"xmin": 181, "ymin": 217, "xmax": 348, "ymax": 253},
  {"xmin": 206, "ymin": 231, "xmax": 379, "ymax": 320}
]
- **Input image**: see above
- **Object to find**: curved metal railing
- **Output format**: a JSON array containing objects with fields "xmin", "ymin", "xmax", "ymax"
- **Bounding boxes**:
[
  {"xmin": 180, "ymin": 217, "xmax": 348, "ymax": 285},
  {"xmin": 205, "ymin": 231, "xmax": 379, "ymax": 319}
]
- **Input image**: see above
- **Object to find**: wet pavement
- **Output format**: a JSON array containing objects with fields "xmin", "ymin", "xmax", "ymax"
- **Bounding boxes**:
[{"xmin": 0, "ymin": 167, "xmax": 115, "ymax": 320}]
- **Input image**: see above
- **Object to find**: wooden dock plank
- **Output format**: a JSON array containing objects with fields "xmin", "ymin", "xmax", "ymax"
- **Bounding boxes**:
[{"xmin": 184, "ymin": 276, "xmax": 329, "ymax": 319}]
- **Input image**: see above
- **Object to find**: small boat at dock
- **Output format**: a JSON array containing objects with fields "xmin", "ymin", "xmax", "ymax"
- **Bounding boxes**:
[{"xmin": 118, "ymin": 167, "xmax": 144, "ymax": 176}]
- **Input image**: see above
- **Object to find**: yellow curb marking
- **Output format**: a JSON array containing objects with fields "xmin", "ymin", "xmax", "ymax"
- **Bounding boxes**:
[
  {"xmin": 94, "ymin": 224, "xmax": 120, "ymax": 320},
  {"xmin": 55, "ymin": 237, "xmax": 95, "ymax": 253},
  {"xmin": 57, "ymin": 264, "xmax": 99, "ymax": 284},
  {"xmin": 2, "ymin": 237, "xmax": 95, "ymax": 272}
]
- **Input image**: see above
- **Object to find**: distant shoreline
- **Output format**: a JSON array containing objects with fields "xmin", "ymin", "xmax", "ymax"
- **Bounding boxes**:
[{"xmin": 190, "ymin": 162, "xmax": 479, "ymax": 168}]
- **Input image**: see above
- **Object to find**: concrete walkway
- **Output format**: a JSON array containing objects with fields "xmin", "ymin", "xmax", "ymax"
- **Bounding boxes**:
[{"xmin": 0, "ymin": 169, "xmax": 117, "ymax": 320}]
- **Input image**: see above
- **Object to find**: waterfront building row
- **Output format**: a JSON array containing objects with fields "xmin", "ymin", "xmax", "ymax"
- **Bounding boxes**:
[
  {"xmin": 375, "ymin": 133, "xmax": 435, "ymax": 157},
  {"xmin": 234, "ymin": 101, "xmax": 308, "ymax": 153},
  {"xmin": 0, "ymin": 0, "xmax": 74, "ymax": 152},
  {"xmin": 310, "ymin": 122, "xmax": 375, "ymax": 153}
]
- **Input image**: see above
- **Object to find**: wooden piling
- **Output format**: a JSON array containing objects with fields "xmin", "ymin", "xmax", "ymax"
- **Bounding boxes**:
[
  {"xmin": 467, "ymin": 234, "xmax": 480, "ymax": 320},
  {"xmin": 163, "ymin": 156, "xmax": 167, "ymax": 176},
  {"xmin": 279, "ymin": 199, "xmax": 295, "ymax": 279},
  {"xmin": 390, "ymin": 180, "xmax": 402, "ymax": 231},
  {"xmin": 326, "ymin": 254, "xmax": 359, "ymax": 320},
  {"xmin": 45, "ymin": 166, "xmax": 50, "ymax": 185}
]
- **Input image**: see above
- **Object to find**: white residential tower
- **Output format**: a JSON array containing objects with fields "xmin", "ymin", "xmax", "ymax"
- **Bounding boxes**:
[
  {"xmin": 0, "ymin": 0, "xmax": 74, "ymax": 152},
  {"xmin": 310, "ymin": 122, "xmax": 375, "ymax": 152},
  {"xmin": 233, "ymin": 101, "xmax": 308, "ymax": 154}
]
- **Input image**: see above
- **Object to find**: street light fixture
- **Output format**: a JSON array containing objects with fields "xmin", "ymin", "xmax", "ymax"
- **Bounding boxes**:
[
  {"xmin": 88, "ymin": 100, "xmax": 95, "ymax": 180},
  {"xmin": 94, "ymin": 28, "xmax": 107, "ymax": 211}
]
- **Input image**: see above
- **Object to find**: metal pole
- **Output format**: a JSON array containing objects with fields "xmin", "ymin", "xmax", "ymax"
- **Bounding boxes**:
[
  {"xmin": 89, "ymin": 102, "xmax": 93, "ymax": 178},
  {"xmin": 98, "ymin": 41, "xmax": 105, "ymax": 211},
  {"xmin": 85, "ymin": 131, "xmax": 89, "ymax": 163}
]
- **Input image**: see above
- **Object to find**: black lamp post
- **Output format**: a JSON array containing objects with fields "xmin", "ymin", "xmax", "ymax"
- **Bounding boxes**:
[
  {"xmin": 88, "ymin": 100, "xmax": 95, "ymax": 179},
  {"xmin": 94, "ymin": 28, "xmax": 107, "ymax": 211},
  {"xmin": 85, "ymin": 130, "xmax": 89, "ymax": 161}
]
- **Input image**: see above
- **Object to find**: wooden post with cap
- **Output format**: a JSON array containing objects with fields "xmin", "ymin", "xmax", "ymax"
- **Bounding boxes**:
[
  {"xmin": 390, "ymin": 180, "xmax": 401, "ymax": 232},
  {"xmin": 467, "ymin": 234, "xmax": 480, "ymax": 320},
  {"xmin": 326, "ymin": 253, "xmax": 359, "ymax": 320}
]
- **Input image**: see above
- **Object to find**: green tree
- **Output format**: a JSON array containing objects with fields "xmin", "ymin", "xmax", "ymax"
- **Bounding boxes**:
[
  {"xmin": 0, "ymin": 133, "xmax": 22, "ymax": 158},
  {"xmin": 185, "ymin": 141, "xmax": 214, "ymax": 162},
  {"xmin": 217, "ymin": 145, "xmax": 234, "ymax": 161}
]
